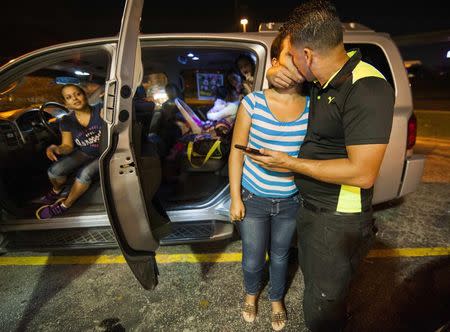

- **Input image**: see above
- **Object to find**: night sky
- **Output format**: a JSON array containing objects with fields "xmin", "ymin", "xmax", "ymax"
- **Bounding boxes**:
[{"xmin": 1, "ymin": 0, "xmax": 449, "ymax": 61}]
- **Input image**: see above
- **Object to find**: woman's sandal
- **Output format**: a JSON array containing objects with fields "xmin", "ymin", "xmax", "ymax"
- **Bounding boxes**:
[
  {"xmin": 242, "ymin": 302, "xmax": 257, "ymax": 323},
  {"xmin": 271, "ymin": 310, "xmax": 287, "ymax": 331}
]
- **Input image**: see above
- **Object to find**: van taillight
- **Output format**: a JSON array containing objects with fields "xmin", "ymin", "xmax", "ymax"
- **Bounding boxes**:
[{"xmin": 407, "ymin": 112, "xmax": 417, "ymax": 149}]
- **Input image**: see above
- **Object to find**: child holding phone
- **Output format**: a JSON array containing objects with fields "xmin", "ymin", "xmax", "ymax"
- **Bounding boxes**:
[{"xmin": 228, "ymin": 30, "xmax": 309, "ymax": 331}]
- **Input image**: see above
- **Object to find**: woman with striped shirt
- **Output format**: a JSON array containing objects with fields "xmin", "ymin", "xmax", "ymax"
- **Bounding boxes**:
[{"xmin": 229, "ymin": 32, "xmax": 309, "ymax": 331}]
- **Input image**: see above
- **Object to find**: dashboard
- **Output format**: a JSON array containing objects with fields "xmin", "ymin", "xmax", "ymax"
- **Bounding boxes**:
[
  {"xmin": 0, "ymin": 109, "xmax": 57, "ymax": 165},
  {"xmin": 0, "ymin": 118, "xmax": 23, "ymax": 150}
]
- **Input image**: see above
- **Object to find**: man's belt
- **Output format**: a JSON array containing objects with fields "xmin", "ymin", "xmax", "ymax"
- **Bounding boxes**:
[{"xmin": 302, "ymin": 200, "xmax": 372, "ymax": 216}]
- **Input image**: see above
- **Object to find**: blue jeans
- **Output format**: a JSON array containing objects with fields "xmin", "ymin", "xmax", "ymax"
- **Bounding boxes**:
[
  {"xmin": 48, "ymin": 150, "xmax": 99, "ymax": 185},
  {"xmin": 237, "ymin": 187, "xmax": 300, "ymax": 301}
]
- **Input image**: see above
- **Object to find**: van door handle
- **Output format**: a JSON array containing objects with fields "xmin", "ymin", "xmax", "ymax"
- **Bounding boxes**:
[{"xmin": 103, "ymin": 80, "xmax": 117, "ymax": 124}]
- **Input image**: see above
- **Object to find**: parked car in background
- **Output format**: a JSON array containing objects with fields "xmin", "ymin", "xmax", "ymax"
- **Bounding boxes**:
[{"xmin": 0, "ymin": 1, "xmax": 424, "ymax": 288}]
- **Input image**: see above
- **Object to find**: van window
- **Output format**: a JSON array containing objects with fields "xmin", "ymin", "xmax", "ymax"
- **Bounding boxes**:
[
  {"xmin": 140, "ymin": 47, "xmax": 256, "ymax": 110},
  {"xmin": 0, "ymin": 48, "xmax": 110, "ymax": 209},
  {"xmin": 345, "ymin": 43, "xmax": 395, "ymax": 89},
  {"xmin": 0, "ymin": 49, "xmax": 110, "ymax": 113}
]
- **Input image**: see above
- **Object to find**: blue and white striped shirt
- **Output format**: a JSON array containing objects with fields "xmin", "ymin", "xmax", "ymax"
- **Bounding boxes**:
[{"xmin": 241, "ymin": 91, "xmax": 309, "ymax": 198}]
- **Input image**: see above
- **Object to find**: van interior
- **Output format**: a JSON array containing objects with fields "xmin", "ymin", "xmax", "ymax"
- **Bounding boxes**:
[{"xmin": 0, "ymin": 45, "xmax": 257, "ymax": 219}]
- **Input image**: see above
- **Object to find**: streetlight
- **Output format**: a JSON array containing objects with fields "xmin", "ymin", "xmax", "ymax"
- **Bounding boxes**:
[{"xmin": 240, "ymin": 18, "xmax": 248, "ymax": 32}]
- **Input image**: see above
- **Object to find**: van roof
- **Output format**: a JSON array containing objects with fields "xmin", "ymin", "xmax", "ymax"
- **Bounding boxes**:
[{"xmin": 258, "ymin": 22, "xmax": 374, "ymax": 33}]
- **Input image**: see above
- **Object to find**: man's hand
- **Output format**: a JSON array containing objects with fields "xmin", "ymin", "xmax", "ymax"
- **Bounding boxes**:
[
  {"xmin": 245, "ymin": 148, "xmax": 291, "ymax": 172},
  {"xmin": 266, "ymin": 65, "xmax": 303, "ymax": 89},
  {"xmin": 46, "ymin": 145, "xmax": 59, "ymax": 161}
]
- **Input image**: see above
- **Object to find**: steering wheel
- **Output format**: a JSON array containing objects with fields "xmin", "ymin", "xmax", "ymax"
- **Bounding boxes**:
[{"xmin": 38, "ymin": 102, "xmax": 70, "ymax": 138}]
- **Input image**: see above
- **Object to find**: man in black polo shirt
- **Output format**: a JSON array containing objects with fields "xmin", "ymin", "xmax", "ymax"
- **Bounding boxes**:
[{"xmin": 246, "ymin": 1, "xmax": 394, "ymax": 331}]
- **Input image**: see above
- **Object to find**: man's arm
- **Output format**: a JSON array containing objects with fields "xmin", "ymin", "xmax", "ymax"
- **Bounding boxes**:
[{"xmin": 247, "ymin": 144, "xmax": 387, "ymax": 189}]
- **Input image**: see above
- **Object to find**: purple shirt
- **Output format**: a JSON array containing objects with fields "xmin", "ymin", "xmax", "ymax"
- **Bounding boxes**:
[{"xmin": 60, "ymin": 103, "xmax": 103, "ymax": 157}]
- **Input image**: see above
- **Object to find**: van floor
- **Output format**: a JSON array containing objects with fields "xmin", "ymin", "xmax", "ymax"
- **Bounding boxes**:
[
  {"xmin": 9, "ymin": 181, "xmax": 105, "ymax": 219},
  {"xmin": 8, "ymin": 173, "xmax": 227, "ymax": 219},
  {"xmin": 157, "ymin": 173, "xmax": 227, "ymax": 208}
]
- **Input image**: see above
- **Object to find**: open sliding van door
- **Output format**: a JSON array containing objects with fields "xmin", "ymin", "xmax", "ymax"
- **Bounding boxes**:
[{"xmin": 99, "ymin": 0, "xmax": 170, "ymax": 290}]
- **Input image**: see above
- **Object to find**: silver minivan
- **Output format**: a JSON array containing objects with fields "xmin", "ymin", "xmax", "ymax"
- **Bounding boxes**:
[{"xmin": 0, "ymin": 1, "xmax": 425, "ymax": 288}]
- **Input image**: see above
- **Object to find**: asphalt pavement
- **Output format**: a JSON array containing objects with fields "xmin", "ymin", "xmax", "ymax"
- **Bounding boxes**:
[
  {"xmin": 0, "ymin": 138, "xmax": 449, "ymax": 332},
  {"xmin": 0, "ymin": 178, "xmax": 449, "ymax": 331}
]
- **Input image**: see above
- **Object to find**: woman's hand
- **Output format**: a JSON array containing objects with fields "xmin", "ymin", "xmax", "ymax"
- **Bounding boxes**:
[
  {"xmin": 230, "ymin": 198, "xmax": 246, "ymax": 222},
  {"xmin": 46, "ymin": 145, "xmax": 59, "ymax": 161}
]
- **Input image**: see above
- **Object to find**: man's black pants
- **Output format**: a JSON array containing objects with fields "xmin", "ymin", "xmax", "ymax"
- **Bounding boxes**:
[{"xmin": 296, "ymin": 205, "xmax": 375, "ymax": 332}]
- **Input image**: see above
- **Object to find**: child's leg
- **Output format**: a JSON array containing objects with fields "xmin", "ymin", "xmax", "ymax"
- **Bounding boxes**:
[
  {"xmin": 63, "ymin": 157, "xmax": 99, "ymax": 208},
  {"xmin": 47, "ymin": 150, "xmax": 90, "ymax": 192}
]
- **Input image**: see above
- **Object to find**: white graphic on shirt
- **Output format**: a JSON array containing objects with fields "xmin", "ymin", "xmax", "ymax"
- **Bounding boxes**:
[{"xmin": 74, "ymin": 125, "xmax": 101, "ymax": 148}]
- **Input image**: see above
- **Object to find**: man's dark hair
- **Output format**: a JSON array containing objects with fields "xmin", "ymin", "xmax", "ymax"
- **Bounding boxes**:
[{"xmin": 285, "ymin": 0, "xmax": 343, "ymax": 51}]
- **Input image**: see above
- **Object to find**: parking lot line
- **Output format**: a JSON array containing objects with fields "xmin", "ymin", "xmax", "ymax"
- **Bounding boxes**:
[
  {"xmin": 367, "ymin": 247, "xmax": 450, "ymax": 258},
  {"xmin": 0, "ymin": 247, "xmax": 449, "ymax": 266}
]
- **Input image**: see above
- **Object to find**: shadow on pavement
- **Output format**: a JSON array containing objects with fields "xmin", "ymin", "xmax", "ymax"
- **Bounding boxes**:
[
  {"xmin": 188, "ymin": 235, "xmax": 238, "ymax": 281},
  {"xmin": 13, "ymin": 249, "xmax": 103, "ymax": 332},
  {"xmin": 346, "ymin": 252, "xmax": 450, "ymax": 331}
]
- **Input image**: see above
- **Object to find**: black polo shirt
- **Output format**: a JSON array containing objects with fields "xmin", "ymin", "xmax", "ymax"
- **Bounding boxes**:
[{"xmin": 295, "ymin": 49, "xmax": 395, "ymax": 213}]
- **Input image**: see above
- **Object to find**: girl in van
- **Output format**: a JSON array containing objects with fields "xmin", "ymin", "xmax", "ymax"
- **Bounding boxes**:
[
  {"xmin": 236, "ymin": 54, "xmax": 256, "ymax": 95},
  {"xmin": 36, "ymin": 84, "xmax": 103, "ymax": 219},
  {"xmin": 228, "ymin": 31, "xmax": 309, "ymax": 331}
]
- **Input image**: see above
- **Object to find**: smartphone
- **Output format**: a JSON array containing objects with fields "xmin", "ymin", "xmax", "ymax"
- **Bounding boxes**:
[{"xmin": 234, "ymin": 144, "xmax": 264, "ymax": 156}]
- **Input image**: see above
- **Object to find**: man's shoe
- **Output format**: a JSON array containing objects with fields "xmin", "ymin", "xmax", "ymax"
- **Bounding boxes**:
[
  {"xmin": 39, "ymin": 189, "xmax": 62, "ymax": 205},
  {"xmin": 36, "ymin": 198, "xmax": 68, "ymax": 220}
]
